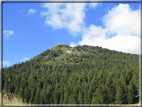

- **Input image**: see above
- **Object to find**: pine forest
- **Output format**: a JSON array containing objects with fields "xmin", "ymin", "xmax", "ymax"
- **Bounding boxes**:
[{"xmin": 2, "ymin": 44, "xmax": 139, "ymax": 104}]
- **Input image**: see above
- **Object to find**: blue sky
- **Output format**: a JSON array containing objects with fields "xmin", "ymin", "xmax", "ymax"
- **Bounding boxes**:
[{"xmin": 2, "ymin": 2, "xmax": 140, "ymax": 68}]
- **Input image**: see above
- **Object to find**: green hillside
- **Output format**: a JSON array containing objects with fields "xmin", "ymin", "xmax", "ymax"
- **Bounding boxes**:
[{"xmin": 2, "ymin": 44, "xmax": 139, "ymax": 104}]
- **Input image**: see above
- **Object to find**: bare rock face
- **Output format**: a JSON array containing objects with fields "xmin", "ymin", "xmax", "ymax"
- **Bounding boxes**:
[{"xmin": 67, "ymin": 50, "xmax": 72, "ymax": 54}]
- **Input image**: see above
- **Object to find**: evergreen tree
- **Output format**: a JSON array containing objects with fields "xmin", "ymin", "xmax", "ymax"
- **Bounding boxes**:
[
  {"xmin": 63, "ymin": 91, "xmax": 69, "ymax": 104},
  {"xmin": 33, "ymin": 88, "xmax": 40, "ymax": 104},
  {"xmin": 60, "ymin": 93, "xmax": 64, "ymax": 104},
  {"xmin": 29, "ymin": 88, "xmax": 36, "ymax": 103},
  {"xmin": 24, "ymin": 86, "xmax": 31, "ymax": 103},
  {"xmin": 92, "ymin": 87, "xmax": 104, "ymax": 104},
  {"xmin": 78, "ymin": 89, "xmax": 84, "ymax": 104},
  {"xmin": 18, "ymin": 86, "xmax": 24, "ymax": 101},
  {"xmin": 115, "ymin": 86, "xmax": 125, "ymax": 104},
  {"xmin": 127, "ymin": 84, "xmax": 134, "ymax": 104}
]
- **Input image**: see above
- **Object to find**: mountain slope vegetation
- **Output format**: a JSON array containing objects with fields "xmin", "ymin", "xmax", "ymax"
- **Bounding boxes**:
[{"xmin": 2, "ymin": 44, "xmax": 139, "ymax": 104}]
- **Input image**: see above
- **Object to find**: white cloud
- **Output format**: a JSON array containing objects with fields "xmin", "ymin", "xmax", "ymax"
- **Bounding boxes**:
[
  {"xmin": 0, "ymin": 60, "xmax": 11, "ymax": 67},
  {"xmin": 79, "ymin": 24, "xmax": 105, "ymax": 46},
  {"xmin": 3, "ymin": 30, "xmax": 13, "ymax": 37},
  {"xmin": 89, "ymin": 3, "xmax": 97, "ymax": 8},
  {"xmin": 88, "ymin": 0, "xmax": 98, "ymax": 9},
  {"xmin": 102, "ymin": 34, "xmax": 140, "ymax": 54},
  {"xmin": 40, "ymin": 3, "xmax": 89, "ymax": 35},
  {"xmin": 28, "ymin": 8, "xmax": 36, "ymax": 14},
  {"xmin": 70, "ymin": 42, "xmax": 77, "ymax": 47},
  {"xmin": 80, "ymin": 25, "xmax": 105, "ymax": 44},
  {"xmin": 21, "ymin": 57, "xmax": 29, "ymax": 61},
  {"xmin": 79, "ymin": 30, "xmax": 140, "ymax": 54},
  {"xmin": 78, "ymin": 4, "xmax": 140, "ymax": 55},
  {"xmin": 103, "ymin": 4, "xmax": 140, "ymax": 36}
]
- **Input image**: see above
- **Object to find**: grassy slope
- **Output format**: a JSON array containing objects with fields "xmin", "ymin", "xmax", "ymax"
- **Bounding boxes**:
[
  {"xmin": 2, "ymin": 91, "xmax": 27, "ymax": 105},
  {"xmin": 35, "ymin": 44, "xmax": 99, "ymax": 66}
]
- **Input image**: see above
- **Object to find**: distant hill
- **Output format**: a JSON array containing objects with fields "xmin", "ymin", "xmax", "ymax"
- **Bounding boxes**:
[{"xmin": 2, "ymin": 44, "xmax": 139, "ymax": 104}]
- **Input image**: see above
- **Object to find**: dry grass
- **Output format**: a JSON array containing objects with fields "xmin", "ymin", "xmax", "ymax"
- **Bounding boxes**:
[{"xmin": 2, "ymin": 91, "xmax": 27, "ymax": 105}]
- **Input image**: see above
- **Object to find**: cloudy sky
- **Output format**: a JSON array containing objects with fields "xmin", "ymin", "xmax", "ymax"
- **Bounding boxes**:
[{"xmin": 2, "ymin": 2, "xmax": 140, "ymax": 67}]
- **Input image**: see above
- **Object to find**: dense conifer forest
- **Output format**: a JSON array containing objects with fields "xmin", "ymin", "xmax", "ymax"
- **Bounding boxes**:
[{"xmin": 2, "ymin": 45, "xmax": 139, "ymax": 104}]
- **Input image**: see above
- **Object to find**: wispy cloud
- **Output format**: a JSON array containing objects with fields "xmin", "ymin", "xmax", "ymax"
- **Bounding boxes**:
[
  {"xmin": 3, "ymin": 30, "xmax": 14, "ymax": 37},
  {"xmin": 0, "ymin": 60, "xmax": 11, "ymax": 68},
  {"xmin": 28, "ymin": 8, "xmax": 36, "ymax": 14},
  {"xmin": 18, "ymin": 9, "xmax": 25, "ymax": 13},
  {"xmin": 21, "ymin": 57, "xmax": 29, "ymax": 61}
]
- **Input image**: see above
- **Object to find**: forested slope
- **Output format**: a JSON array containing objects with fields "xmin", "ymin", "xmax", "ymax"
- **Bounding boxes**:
[{"xmin": 2, "ymin": 45, "xmax": 139, "ymax": 104}]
